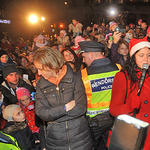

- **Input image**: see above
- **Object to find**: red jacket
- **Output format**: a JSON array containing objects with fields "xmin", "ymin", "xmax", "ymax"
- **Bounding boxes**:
[
  {"xmin": 0, "ymin": 43, "xmax": 13, "ymax": 52},
  {"xmin": 17, "ymin": 42, "xmax": 26, "ymax": 50},
  {"xmin": 0, "ymin": 116, "xmax": 7, "ymax": 130},
  {"xmin": 110, "ymin": 70, "xmax": 150, "ymax": 150},
  {"xmin": 17, "ymin": 101, "xmax": 39, "ymax": 133}
]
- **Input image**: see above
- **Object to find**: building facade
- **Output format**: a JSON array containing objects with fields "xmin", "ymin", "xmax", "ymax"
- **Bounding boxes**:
[{"xmin": 0, "ymin": 0, "xmax": 150, "ymax": 38}]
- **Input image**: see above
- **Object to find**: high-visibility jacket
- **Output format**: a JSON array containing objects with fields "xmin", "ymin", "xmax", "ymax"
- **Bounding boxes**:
[
  {"xmin": 81, "ymin": 68, "xmax": 119, "ymax": 118},
  {"xmin": 0, "ymin": 131, "xmax": 21, "ymax": 150}
]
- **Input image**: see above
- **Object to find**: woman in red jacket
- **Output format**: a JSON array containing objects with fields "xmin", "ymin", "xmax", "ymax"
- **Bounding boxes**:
[{"xmin": 109, "ymin": 38, "xmax": 150, "ymax": 150}]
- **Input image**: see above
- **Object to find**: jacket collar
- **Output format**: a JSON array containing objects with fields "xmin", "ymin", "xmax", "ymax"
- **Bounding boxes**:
[
  {"xmin": 39, "ymin": 64, "xmax": 74, "ymax": 86},
  {"xmin": 89, "ymin": 58, "xmax": 112, "ymax": 67},
  {"xmin": 60, "ymin": 64, "xmax": 74, "ymax": 83}
]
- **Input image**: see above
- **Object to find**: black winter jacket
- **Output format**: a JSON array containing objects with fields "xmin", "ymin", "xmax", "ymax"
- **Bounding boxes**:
[
  {"xmin": 35, "ymin": 64, "xmax": 91, "ymax": 150},
  {"xmin": 3, "ymin": 121, "xmax": 40, "ymax": 150},
  {"xmin": 111, "ymin": 43, "xmax": 127, "ymax": 67}
]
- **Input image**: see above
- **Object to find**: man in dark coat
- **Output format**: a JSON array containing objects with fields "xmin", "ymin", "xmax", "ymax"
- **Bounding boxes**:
[{"xmin": 1, "ymin": 64, "xmax": 35, "ymax": 105}]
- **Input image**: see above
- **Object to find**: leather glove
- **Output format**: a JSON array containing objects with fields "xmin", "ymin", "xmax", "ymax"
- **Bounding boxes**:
[{"xmin": 128, "ymin": 96, "xmax": 141, "ymax": 112}]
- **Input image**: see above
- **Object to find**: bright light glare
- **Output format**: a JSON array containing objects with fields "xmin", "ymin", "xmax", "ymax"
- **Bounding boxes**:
[
  {"xmin": 29, "ymin": 15, "xmax": 38, "ymax": 23},
  {"xmin": 41, "ymin": 17, "xmax": 45, "ymax": 21},
  {"xmin": 110, "ymin": 10, "xmax": 116, "ymax": 15},
  {"xmin": 111, "ymin": 10, "xmax": 115, "ymax": 15}
]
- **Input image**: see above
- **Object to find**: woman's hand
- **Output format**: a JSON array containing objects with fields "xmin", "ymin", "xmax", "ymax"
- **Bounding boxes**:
[
  {"xmin": 107, "ymin": 39, "xmax": 113, "ymax": 49},
  {"xmin": 32, "ymin": 79, "xmax": 38, "ymax": 87},
  {"xmin": 113, "ymin": 31, "xmax": 122, "ymax": 44},
  {"xmin": 65, "ymin": 100, "xmax": 76, "ymax": 111},
  {"xmin": 35, "ymin": 140, "xmax": 40, "ymax": 143}
]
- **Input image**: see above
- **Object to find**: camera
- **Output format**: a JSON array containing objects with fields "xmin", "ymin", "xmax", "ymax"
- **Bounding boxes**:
[
  {"xmin": 115, "ymin": 27, "xmax": 126, "ymax": 33},
  {"xmin": 115, "ymin": 27, "xmax": 120, "ymax": 32}
]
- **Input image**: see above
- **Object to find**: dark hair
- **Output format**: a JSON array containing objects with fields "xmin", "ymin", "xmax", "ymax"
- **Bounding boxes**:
[
  {"xmin": 50, "ymin": 43, "xmax": 58, "ymax": 47},
  {"xmin": 17, "ymin": 55, "xmax": 29, "ymax": 67},
  {"xmin": 17, "ymin": 66, "xmax": 28, "ymax": 77},
  {"xmin": 94, "ymin": 28, "xmax": 98, "ymax": 32},
  {"xmin": 61, "ymin": 47, "xmax": 78, "ymax": 63},
  {"xmin": 122, "ymin": 51, "xmax": 140, "ymax": 90},
  {"xmin": 118, "ymin": 40, "xmax": 129, "ymax": 49},
  {"xmin": 61, "ymin": 47, "xmax": 81, "ymax": 72},
  {"xmin": 72, "ymin": 18, "xmax": 77, "ymax": 21}
]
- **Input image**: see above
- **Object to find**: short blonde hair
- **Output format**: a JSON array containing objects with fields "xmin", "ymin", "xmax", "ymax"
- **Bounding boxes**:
[{"xmin": 33, "ymin": 46, "xmax": 65, "ymax": 72}]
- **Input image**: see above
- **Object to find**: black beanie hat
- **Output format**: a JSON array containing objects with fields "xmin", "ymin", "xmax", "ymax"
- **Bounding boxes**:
[
  {"xmin": 0, "ymin": 50, "xmax": 8, "ymax": 58},
  {"xmin": 3, "ymin": 64, "xmax": 19, "ymax": 78}
]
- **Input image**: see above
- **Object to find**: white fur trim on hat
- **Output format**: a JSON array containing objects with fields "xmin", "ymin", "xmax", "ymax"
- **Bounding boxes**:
[
  {"xmin": 130, "ymin": 41, "xmax": 150, "ymax": 57},
  {"xmin": 60, "ymin": 30, "xmax": 67, "ymax": 36}
]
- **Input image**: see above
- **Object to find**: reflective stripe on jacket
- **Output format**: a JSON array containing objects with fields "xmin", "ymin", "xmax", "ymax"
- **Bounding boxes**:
[{"xmin": 82, "ymin": 68, "xmax": 119, "ymax": 118}]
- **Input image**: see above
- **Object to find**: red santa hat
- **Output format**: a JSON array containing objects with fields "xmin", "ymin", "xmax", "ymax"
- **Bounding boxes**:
[
  {"xmin": 138, "ymin": 19, "xmax": 142, "ymax": 23},
  {"xmin": 129, "ymin": 38, "xmax": 150, "ymax": 57},
  {"xmin": 129, "ymin": 23, "xmax": 134, "ymax": 28},
  {"xmin": 75, "ymin": 36, "xmax": 85, "ymax": 46}
]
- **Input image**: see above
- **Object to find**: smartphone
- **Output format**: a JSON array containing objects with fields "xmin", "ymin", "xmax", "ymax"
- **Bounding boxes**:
[
  {"xmin": 119, "ymin": 29, "xmax": 126, "ymax": 33},
  {"xmin": 23, "ymin": 74, "xmax": 28, "ymax": 80},
  {"xmin": 109, "ymin": 36, "xmax": 113, "ymax": 42}
]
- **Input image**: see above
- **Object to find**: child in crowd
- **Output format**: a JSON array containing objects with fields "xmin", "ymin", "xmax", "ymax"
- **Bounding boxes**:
[
  {"xmin": 0, "ymin": 50, "xmax": 16, "ymax": 84},
  {"xmin": 0, "ymin": 101, "xmax": 7, "ymax": 130},
  {"xmin": 16, "ymin": 87, "xmax": 39, "ymax": 137},
  {"xmin": 3, "ymin": 104, "xmax": 40, "ymax": 150}
]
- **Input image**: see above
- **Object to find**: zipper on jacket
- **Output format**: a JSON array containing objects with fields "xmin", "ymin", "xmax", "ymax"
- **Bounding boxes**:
[
  {"xmin": 66, "ymin": 121, "xmax": 71, "ymax": 150},
  {"xmin": 56, "ymin": 85, "xmax": 61, "ymax": 104}
]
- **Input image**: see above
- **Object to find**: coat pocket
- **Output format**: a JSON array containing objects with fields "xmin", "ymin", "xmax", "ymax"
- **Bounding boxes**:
[
  {"xmin": 43, "ymin": 88, "xmax": 59, "ymax": 107},
  {"xmin": 61, "ymin": 85, "xmax": 74, "ymax": 103}
]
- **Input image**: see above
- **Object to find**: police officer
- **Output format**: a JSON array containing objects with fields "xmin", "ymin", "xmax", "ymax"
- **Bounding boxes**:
[{"xmin": 79, "ymin": 41, "xmax": 119, "ymax": 150}]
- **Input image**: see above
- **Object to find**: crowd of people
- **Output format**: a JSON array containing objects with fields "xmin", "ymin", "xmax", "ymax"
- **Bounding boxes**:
[{"xmin": 0, "ymin": 17, "xmax": 150, "ymax": 150}]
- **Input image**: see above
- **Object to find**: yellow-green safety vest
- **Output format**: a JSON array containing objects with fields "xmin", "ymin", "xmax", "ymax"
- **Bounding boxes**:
[{"xmin": 81, "ymin": 68, "xmax": 119, "ymax": 118}]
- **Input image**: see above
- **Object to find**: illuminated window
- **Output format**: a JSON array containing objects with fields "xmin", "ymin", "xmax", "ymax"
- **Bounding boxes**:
[
  {"xmin": 130, "ymin": 0, "xmax": 136, "ymax": 2},
  {"xmin": 95, "ymin": 0, "xmax": 100, "ymax": 3},
  {"xmin": 118, "ymin": 0, "xmax": 123, "ymax": 3}
]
